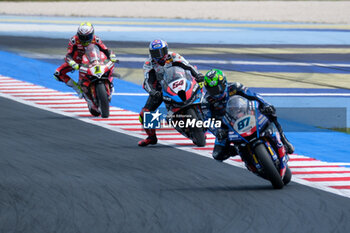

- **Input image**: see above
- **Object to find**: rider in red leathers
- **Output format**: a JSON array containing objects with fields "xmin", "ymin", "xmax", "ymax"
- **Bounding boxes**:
[
  {"xmin": 78, "ymin": 44, "xmax": 115, "ymax": 116},
  {"xmin": 138, "ymin": 39, "xmax": 204, "ymax": 146},
  {"xmin": 54, "ymin": 22, "xmax": 117, "ymax": 99}
]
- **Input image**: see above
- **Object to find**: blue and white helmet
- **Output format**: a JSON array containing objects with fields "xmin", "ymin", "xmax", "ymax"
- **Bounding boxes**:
[{"xmin": 149, "ymin": 39, "xmax": 168, "ymax": 62}]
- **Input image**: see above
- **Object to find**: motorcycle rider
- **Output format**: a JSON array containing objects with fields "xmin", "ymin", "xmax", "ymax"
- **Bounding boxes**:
[
  {"xmin": 53, "ymin": 22, "xmax": 117, "ymax": 105},
  {"xmin": 202, "ymin": 68, "xmax": 295, "ymax": 161},
  {"xmin": 138, "ymin": 39, "xmax": 205, "ymax": 146}
]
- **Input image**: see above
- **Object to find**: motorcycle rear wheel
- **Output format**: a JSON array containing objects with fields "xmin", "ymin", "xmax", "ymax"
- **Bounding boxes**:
[
  {"xmin": 187, "ymin": 108, "xmax": 206, "ymax": 147},
  {"xmin": 254, "ymin": 143, "xmax": 284, "ymax": 189},
  {"xmin": 96, "ymin": 82, "xmax": 110, "ymax": 118}
]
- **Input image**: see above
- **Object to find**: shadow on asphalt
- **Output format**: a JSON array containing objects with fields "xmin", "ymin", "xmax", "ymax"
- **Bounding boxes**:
[{"xmin": 163, "ymin": 184, "xmax": 277, "ymax": 192}]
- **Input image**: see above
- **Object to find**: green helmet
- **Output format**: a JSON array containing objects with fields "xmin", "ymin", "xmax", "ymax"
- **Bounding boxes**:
[{"xmin": 204, "ymin": 69, "xmax": 227, "ymax": 98}]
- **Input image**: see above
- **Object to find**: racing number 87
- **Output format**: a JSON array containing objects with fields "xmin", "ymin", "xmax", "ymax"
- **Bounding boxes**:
[{"xmin": 237, "ymin": 117, "xmax": 250, "ymax": 130}]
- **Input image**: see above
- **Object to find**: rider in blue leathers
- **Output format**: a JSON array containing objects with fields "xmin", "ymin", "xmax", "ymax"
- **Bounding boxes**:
[{"xmin": 201, "ymin": 69, "xmax": 295, "ymax": 161}]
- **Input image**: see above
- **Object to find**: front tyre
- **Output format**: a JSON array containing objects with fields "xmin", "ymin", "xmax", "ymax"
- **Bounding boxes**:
[
  {"xmin": 187, "ymin": 108, "xmax": 206, "ymax": 147},
  {"xmin": 96, "ymin": 82, "xmax": 110, "ymax": 118},
  {"xmin": 254, "ymin": 143, "xmax": 284, "ymax": 189},
  {"xmin": 283, "ymin": 167, "xmax": 292, "ymax": 185}
]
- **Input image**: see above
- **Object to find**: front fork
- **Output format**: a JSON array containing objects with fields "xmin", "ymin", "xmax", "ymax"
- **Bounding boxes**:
[
  {"xmin": 263, "ymin": 139, "xmax": 288, "ymax": 177},
  {"xmin": 89, "ymin": 80, "xmax": 112, "ymax": 104},
  {"xmin": 245, "ymin": 138, "xmax": 289, "ymax": 178}
]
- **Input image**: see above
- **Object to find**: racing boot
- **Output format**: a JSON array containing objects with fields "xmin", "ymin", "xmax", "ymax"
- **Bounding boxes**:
[
  {"xmin": 228, "ymin": 145, "xmax": 239, "ymax": 157},
  {"xmin": 212, "ymin": 144, "xmax": 238, "ymax": 162},
  {"xmin": 271, "ymin": 117, "xmax": 295, "ymax": 154},
  {"xmin": 212, "ymin": 144, "xmax": 230, "ymax": 162},
  {"xmin": 109, "ymin": 83, "xmax": 115, "ymax": 101},
  {"xmin": 67, "ymin": 79, "xmax": 83, "ymax": 99},
  {"xmin": 88, "ymin": 104, "xmax": 100, "ymax": 117},
  {"xmin": 84, "ymin": 93, "xmax": 100, "ymax": 117},
  {"xmin": 280, "ymin": 132, "xmax": 295, "ymax": 154},
  {"xmin": 138, "ymin": 129, "xmax": 158, "ymax": 146}
]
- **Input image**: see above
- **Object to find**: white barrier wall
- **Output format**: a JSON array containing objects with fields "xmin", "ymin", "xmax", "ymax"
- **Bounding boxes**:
[{"xmin": 0, "ymin": 1, "xmax": 349, "ymax": 23}]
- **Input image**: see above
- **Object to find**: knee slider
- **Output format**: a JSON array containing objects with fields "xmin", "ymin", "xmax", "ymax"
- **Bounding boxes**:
[
  {"xmin": 212, "ymin": 145, "xmax": 229, "ymax": 161},
  {"xmin": 53, "ymin": 70, "xmax": 63, "ymax": 82},
  {"xmin": 139, "ymin": 108, "xmax": 151, "ymax": 124},
  {"xmin": 212, "ymin": 150, "xmax": 221, "ymax": 161},
  {"xmin": 139, "ymin": 114, "xmax": 143, "ymax": 124},
  {"xmin": 139, "ymin": 108, "xmax": 146, "ymax": 124}
]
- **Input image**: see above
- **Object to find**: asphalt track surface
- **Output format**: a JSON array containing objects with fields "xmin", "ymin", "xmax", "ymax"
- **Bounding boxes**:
[{"xmin": 2, "ymin": 95, "xmax": 350, "ymax": 233}]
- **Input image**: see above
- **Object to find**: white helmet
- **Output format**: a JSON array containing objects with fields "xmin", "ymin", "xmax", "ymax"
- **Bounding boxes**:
[{"xmin": 77, "ymin": 22, "xmax": 94, "ymax": 46}]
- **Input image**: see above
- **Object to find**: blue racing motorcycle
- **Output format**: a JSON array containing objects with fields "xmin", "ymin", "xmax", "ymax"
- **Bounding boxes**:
[
  {"xmin": 223, "ymin": 95, "xmax": 292, "ymax": 189},
  {"xmin": 161, "ymin": 66, "xmax": 206, "ymax": 147}
]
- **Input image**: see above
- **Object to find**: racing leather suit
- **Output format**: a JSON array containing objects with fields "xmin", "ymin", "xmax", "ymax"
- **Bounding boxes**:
[
  {"xmin": 139, "ymin": 52, "xmax": 204, "ymax": 139},
  {"xmin": 202, "ymin": 82, "xmax": 289, "ymax": 161},
  {"xmin": 54, "ymin": 35, "xmax": 114, "ymax": 89}
]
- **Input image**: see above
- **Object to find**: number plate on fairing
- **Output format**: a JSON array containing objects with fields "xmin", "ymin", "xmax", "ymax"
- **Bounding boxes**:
[
  {"xmin": 233, "ymin": 115, "xmax": 256, "ymax": 134},
  {"xmin": 169, "ymin": 78, "xmax": 186, "ymax": 93}
]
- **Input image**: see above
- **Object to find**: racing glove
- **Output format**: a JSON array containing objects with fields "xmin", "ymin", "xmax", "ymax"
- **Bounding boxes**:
[
  {"xmin": 68, "ymin": 60, "xmax": 79, "ymax": 70},
  {"xmin": 216, "ymin": 128, "xmax": 228, "ymax": 141},
  {"xmin": 110, "ymin": 53, "xmax": 118, "ymax": 63},
  {"xmin": 196, "ymin": 73, "xmax": 205, "ymax": 89},
  {"xmin": 195, "ymin": 73, "xmax": 204, "ymax": 82},
  {"xmin": 259, "ymin": 104, "xmax": 276, "ymax": 116},
  {"xmin": 149, "ymin": 90, "xmax": 162, "ymax": 98}
]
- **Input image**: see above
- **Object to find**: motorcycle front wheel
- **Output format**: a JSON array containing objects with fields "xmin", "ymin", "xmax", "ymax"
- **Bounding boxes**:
[
  {"xmin": 283, "ymin": 166, "xmax": 292, "ymax": 185},
  {"xmin": 96, "ymin": 82, "xmax": 110, "ymax": 118},
  {"xmin": 254, "ymin": 143, "xmax": 284, "ymax": 189},
  {"xmin": 187, "ymin": 108, "xmax": 206, "ymax": 147}
]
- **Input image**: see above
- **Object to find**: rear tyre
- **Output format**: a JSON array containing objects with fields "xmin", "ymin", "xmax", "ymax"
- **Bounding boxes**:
[
  {"xmin": 283, "ymin": 167, "xmax": 292, "ymax": 185},
  {"xmin": 96, "ymin": 82, "xmax": 110, "ymax": 118},
  {"xmin": 187, "ymin": 108, "xmax": 206, "ymax": 147},
  {"xmin": 254, "ymin": 143, "xmax": 284, "ymax": 189}
]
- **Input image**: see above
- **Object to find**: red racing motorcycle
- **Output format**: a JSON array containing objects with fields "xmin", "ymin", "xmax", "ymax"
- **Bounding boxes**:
[{"xmin": 79, "ymin": 44, "xmax": 115, "ymax": 118}]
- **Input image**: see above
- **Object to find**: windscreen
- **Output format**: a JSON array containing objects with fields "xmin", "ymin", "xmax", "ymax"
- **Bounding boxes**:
[
  {"xmin": 163, "ymin": 66, "xmax": 193, "ymax": 86},
  {"xmin": 85, "ymin": 44, "xmax": 101, "ymax": 64},
  {"xmin": 226, "ymin": 96, "xmax": 250, "ymax": 120}
]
